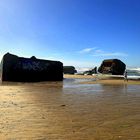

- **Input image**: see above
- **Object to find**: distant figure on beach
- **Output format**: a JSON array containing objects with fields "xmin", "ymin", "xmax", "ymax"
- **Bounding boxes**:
[{"xmin": 124, "ymin": 70, "xmax": 128, "ymax": 82}]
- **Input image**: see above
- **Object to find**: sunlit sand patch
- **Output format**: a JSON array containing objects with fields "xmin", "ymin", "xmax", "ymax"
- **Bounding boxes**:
[{"xmin": 0, "ymin": 77, "xmax": 140, "ymax": 139}]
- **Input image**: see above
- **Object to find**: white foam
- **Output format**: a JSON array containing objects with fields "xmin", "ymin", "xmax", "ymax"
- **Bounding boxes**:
[
  {"xmin": 128, "ymin": 76, "xmax": 140, "ymax": 79},
  {"xmin": 127, "ymin": 67, "xmax": 140, "ymax": 72}
]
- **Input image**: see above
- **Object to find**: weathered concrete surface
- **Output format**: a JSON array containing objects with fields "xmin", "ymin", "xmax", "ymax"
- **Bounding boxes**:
[
  {"xmin": 63, "ymin": 66, "xmax": 77, "ymax": 74},
  {"xmin": 1, "ymin": 53, "xmax": 63, "ymax": 82},
  {"xmin": 98, "ymin": 59, "xmax": 126, "ymax": 75}
]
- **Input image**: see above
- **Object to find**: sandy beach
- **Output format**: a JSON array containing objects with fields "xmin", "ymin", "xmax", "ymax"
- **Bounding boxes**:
[{"xmin": 0, "ymin": 75, "xmax": 140, "ymax": 139}]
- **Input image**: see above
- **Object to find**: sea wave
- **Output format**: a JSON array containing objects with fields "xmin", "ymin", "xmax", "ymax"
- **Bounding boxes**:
[
  {"xmin": 127, "ymin": 67, "xmax": 140, "ymax": 76},
  {"xmin": 127, "ymin": 67, "xmax": 140, "ymax": 71}
]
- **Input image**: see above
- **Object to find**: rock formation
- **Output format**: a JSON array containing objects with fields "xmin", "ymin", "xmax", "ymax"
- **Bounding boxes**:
[
  {"xmin": 83, "ymin": 67, "xmax": 97, "ymax": 75},
  {"xmin": 98, "ymin": 59, "xmax": 126, "ymax": 75},
  {"xmin": 63, "ymin": 66, "xmax": 77, "ymax": 74},
  {"xmin": 1, "ymin": 53, "xmax": 63, "ymax": 82}
]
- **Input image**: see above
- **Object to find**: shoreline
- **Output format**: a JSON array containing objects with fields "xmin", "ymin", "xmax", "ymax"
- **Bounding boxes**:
[{"xmin": 64, "ymin": 74, "xmax": 140, "ymax": 85}]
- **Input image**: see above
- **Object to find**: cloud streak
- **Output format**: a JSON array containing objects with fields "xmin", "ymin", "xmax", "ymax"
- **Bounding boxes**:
[
  {"xmin": 78, "ymin": 47, "xmax": 127, "ymax": 57},
  {"xmin": 92, "ymin": 52, "xmax": 128, "ymax": 57},
  {"xmin": 79, "ymin": 47, "xmax": 96, "ymax": 54}
]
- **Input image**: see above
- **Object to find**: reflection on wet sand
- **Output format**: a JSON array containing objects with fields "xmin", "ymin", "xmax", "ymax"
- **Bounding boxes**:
[{"xmin": 0, "ymin": 79, "xmax": 140, "ymax": 139}]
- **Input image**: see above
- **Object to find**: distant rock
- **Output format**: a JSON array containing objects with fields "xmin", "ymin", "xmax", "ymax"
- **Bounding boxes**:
[
  {"xmin": 98, "ymin": 59, "xmax": 126, "ymax": 75},
  {"xmin": 1, "ymin": 53, "xmax": 63, "ymax": 82},
  {"xmin": 83, "ymin": 67, "xmax": 97, "ymax": 75},
  {"xmin": 63, "ymin": 66, "xmax": 77, "ymax": 74}
]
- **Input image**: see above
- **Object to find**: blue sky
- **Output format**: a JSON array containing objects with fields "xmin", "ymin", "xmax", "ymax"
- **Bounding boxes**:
[{"xmin": 0, "ymin": 0, "xmax": 140, "ymax": 68}]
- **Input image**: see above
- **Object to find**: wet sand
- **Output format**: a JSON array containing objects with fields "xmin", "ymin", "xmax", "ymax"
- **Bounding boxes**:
[
  {"xmin": 0, "ymin": 77, "xmax": 140, "ymax": 139},
  {"xmin": 64, "ymin": 74, "xmax": 140, "ymax": 85}
]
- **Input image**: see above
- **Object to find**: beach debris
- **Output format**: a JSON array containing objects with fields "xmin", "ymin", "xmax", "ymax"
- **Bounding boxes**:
[
  {"xmin": 63, "ymin": 66, "xmax": 77, "ymax": 74},
  {"xmin": 98, "ymin": 59, "xmax": 126, "ymax": 75},
  {"xmin": 0, "ymin": 53, "xmax": 63, "ymax": 82},
  {"xmin": 60, "ymin": 104, "xmax": 66, "ymax": 107}
]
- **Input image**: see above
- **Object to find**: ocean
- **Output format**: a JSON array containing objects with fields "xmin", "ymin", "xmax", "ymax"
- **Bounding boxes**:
[
  {"xmin": 127, "ymin": 68, "xmax": 140, "ymax": 76},
  {"xmin": 76, "ymin": 67, "xmax": 140, "ymax": 79},
  {"xmin": 127, "ymin": 68, "xmax": 140, "ymax": 79}
]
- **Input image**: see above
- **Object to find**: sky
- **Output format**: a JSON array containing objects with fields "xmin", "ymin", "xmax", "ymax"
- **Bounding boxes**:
[{"xmin": 0, "ymin": 0, "xmax": 140, "ymax": 68}]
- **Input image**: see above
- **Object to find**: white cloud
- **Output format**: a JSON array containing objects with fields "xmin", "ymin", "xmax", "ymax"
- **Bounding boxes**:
[
  {"xmin": 79, "ymin": 47, "xmax": 96, "ymax": 54},
  {"xmin": 78, "ymin": 47, "xmax": 127, "ymax": 57},
  {"xmin": 95, "ymin": 49, "xmax": 104, "ymax": 53},
  {"xmin": 92, "ymin": 52, "xmax": 127, "ymax": 57}
]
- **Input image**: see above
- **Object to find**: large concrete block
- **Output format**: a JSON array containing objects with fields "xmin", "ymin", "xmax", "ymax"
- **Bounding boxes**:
[
  {"xmin": 98, "ymin": 59, "xmax": 126, "ymax": 75},
  {"xmin": 1, "ymin": 53, "xmax": 63, "ymax": 82}
]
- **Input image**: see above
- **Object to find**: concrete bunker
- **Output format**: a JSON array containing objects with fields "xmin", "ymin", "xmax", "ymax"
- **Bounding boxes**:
[
  {"xmin": 98, "ymin": 59, "xmax": 126, "ymax": 75},
  {"xmin": 1, "ymin": 53, "xmax": 63, "ymax": 82}
]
